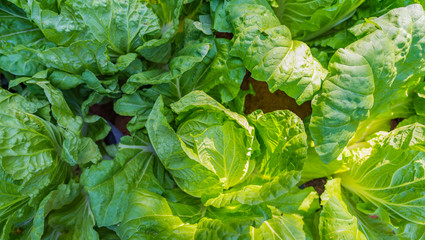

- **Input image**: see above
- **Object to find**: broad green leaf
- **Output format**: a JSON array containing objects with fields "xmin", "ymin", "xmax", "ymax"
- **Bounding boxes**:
[
  {"xmin": 397, "ymin": 222, "xmax": 425, "ymax": 239},
  {"xmin": 225, "ymin": 0, "xmax": 327, "ymax": 104},
  {"xmin": 251, "ymin": 187, "xmax": 319, "ymax": 240},
  {"xmin": 171, "ymin": 91, "xmax": 258, "ymax": 190},
  {"xmin": 339, "ymin": 123, "xmax": 425, "ymax": 224},
  {"xmin": 0, "ymin": 1, "xmax": 46, "ymax": 76},
  {"xmin": 68, "ymin": 0, "xmax": 161, "ymax": 54},
  {"xmin": 81, "ymin": 71, "xmax": 121, "ymax": 97},
  {"xmin": 117, "ymin": 188, "xmax": 196, "ymax": 240},
  {"xmin": 198, "ymin": 38, "xmax": 246, "ymax": 103},
  {"xmin": 171, "ymin": 91, "xmax": 254, "ymax": 135},
  {"xmin": 138, "ymin": 25, "xmax": 245, "ymax": 105},
  {"xmin": 319, "ymin": 179, "xmax": 365, "ymax": 240},
  {"xmin": 309, "ymin": 44, "xmax": 376, "ymax": 163},
  {"xmin": 348, "ymin": 4, "xmax": 425, "ymax": 144},
  {"xmin": 122, "ymin": 42, "xmax": 212, "ymax": 94},
  {"xmin": 210, "ymin": 0, "xmax": 232, "ymax": 32},
  {"xmin": 302, "ymin": 146, "xmax": 347, "ymax": 182},
  {"xmin": 192, "ymin": 121, "xmax": 252, "ymax": 189},
  {"xmin": 34, "ymin": 81, "xmax": 101, "ymax": 166},
  {"xmin": 0, "ymin": 2, "xmax": 43, "ymax": 46},
  {"xmin": 45, "ymin": 189, "xmax": 99, "ymax": 240},
  {"xmin": 196, "ymin": 206, "xmax": 271, "ymax": 239},
  {"xmin": 0, "ymin": 180, "xmax": 29, "ymax": 227},
  {"xmin": 0, "ymin": 207, "xmax": 33, "ymax": 240},
  {"xmin": 39, "ymin": 40, "xmax": 117, "ymax": 75},
  {"xmin": 0, "ymin": 88, "xmax": 70, "ymax": 202},
  {"xmin": 115, "ymin": 52, "xmax": 138, "ymax": 71},
  {"xmin": 119, "ymin": 23, "xmax": 245, "ymax": 132},
  {"xmin": 251, "ymin": 212, "xmax": 306, "ymax": 240},
  {"xmin": 311, "ymin": 4, "xmax": 425, "ymax": 163},
  {"xmin": 269, "ymin": 187, "xmax": 320, "ymax": 217},
  {"xmin": 136, "ymin": 0, "xmax": 184, "ymax": 63},
  {"xmin": 113, "ymin": 92, "xmax": 155, "ymax": 131},
  {"xmin": 122, "ymin": 69, "xmax": 168, "ymax": 94},
  {"xmin": 47, "ymin": 71, "xmax": 84, "ymax": 89},
  {"xmin": 320, "ymin": 178, "xmax": 399, "ymax": 239},
  {"xmin": 248, "ymin": 110, "xmax": 307, "ymax": 178},
  {"xmin": 146, "ymin": 95, "xmax": 223, "ymax": 198},
  {"xmin": 81, "ymin": 133, "xmax": 164, "ymax": 227},
  {"xmin": 30, "ymin": 183, "xmax": 80, "ymax": 239},
  {"xmin": 349, "ymin": 202, "xmax": 399, "ymax": 240},
  {"xmin": 202, "ymin": 109, "xmax": 308, "ymax": 208},
  {"xmin": 24, "ymin": 0, "xmax": 89, "ymax": 46},
  {"xmin": 355, "ymin": 0, "xmax": 423, "ymax": 20},
  {"xmin": 142, "ymin": 38, "xmax": 244, "ymax": 104},
  {"xmin": 302, "ymin": 116, "xmax": 348, "ymax": 181},
  {"xmin": 310, "ymin": 30, "xmax": 392, "ymax": 163},
  {"xmin": 274, "ymin": 0, "xmax": 365, "ymax": 40}
]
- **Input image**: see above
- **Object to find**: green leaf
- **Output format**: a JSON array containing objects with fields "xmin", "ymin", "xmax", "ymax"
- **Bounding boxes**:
[
  {"xmin": 0, "ymin": 1, "xmax": 46, "ymax": 76},
  {"xmin": 136, "ymin": 0, "xmax": 184, "ymax": 63},
  {"xmin": 274, "ymin": 0, "xmax": 365, "ymax": 40},
  {"xmin": 30, "ymin": 183, "xmax": 81, "ymax": 239},
  {"xmin": 201, "ymin": 109, "xmax": 308, "ymax": 208},
  {"xmin": 397, "ymin": 222, "xmax": 425, "ymax": 240},
  {"xmin": 251, "ymin": 211, "xmax": 306, "ymax": 240},
  {"xmin": 248, "ymin": 110, "xmax": 307, "ymax": 178},
  {"xmin": 193, "ymin": 121, "xmax": 251, "ymax": 189},
  {"xmin": 309, "ymin": 30, "xmax": 390, "ymax": 163},
  {"xmin": 349, "ymin": 5, "xmax": 425, "ymax": 143},
  {"xmin": 319, "ymin": 179, "xmax": 365, "ymax": 240},
  {"xmin": 123, "ymin": 42, "xmax": 212, "ymax": 95},
  {"xmin": 210, "ymin": 0, "xmax": 232, "ymax": 32},
  {"xmin": 81, "ymin": 70, "xmax": 121, "ymax": 97},
  {"xmin": 117, "ymin": 188, "xmax": 196, "ymax": 240},
  {"xmin": 198, "ymin": 38, "xmax": 246, "ymax": 103},
  {"xmin": 302, "ymin": 145, "xmax": 347, "ymax": 182},
  {"xmin": 68, "ymin": 0, "xmax": 161, "ymax": 54},
  {"xmin": 311, "ymin": 4, "xmax": 425, "ymax": 163},
  {"xmin": 339, "ymin": 123, "xmax": 425, "ymax": 224},
  {"xmin": 122, "ymin": 69, "xmax": 168, "ymax": 94},
  {"xmin": 0, "ymin": 88, "xmax": 70, "ymax": 202},
  {"xmin": 146, "ymin": 95, "xmax": 223, "ymax": 198},
  {"xmin": 197, "ymin": 204, "xmax": 271, "ymax": 239},
  {"xmin": 171, "ymin": 91, "xmax": 258, "ymax": 191},
  {"xmin": 47, "ymin": 71, "xmax": 84, "ymax": 89},
  {"xmin": 25, "ymin": 0, "xmax": 89, "ymax": 46},
  {"xmin": 34, "ymin": 81, "xmax": 101, "ymax": 166},
  {"xmin": 80, "ymin": 92, "xmax": 111, "ymax": 141},
  {"xmin": 225, "ymin": 0, "xmax": 327, "ymax": 104},
  {"xmin": 0, "ymin": 179, "xmax": 29, "ymax": 227},
  {"xmin": 45, "ymin": 189, "xmax": 99, "ymax": 240},
  {"xmin": 81, "ymin": 133, "xmax": 164, "ymax": 227},
  {"xmin": 113, "ymin": 92, "xmax": 154, "ymax": 131},
  {"xmin": 39, "ymin": 40, "xmax": 117, "ymax": 75},
  {"xmin": 0, "ymin": 2, "xmax": 43, "ymax": 47}
]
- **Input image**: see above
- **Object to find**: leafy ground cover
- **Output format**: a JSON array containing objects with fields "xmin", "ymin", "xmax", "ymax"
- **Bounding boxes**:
[{"xmin": 1, "ymin": 0, "xmax": 425, "ymax": 239}]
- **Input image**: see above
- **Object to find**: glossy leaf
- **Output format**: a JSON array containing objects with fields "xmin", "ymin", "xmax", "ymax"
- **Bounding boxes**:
[
  {"xmin": 225, "ymin": 0, "xmax": 328, "ymax": 104},
  {"xmin": 81, "ymin": 133, "xmax": 163, "ymax": 227}
]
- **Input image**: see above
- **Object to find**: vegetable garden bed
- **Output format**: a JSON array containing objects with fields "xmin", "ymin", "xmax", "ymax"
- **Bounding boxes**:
[{"xmin": 1, "ymin": 0, "xmax": 425, "ymax": 239}]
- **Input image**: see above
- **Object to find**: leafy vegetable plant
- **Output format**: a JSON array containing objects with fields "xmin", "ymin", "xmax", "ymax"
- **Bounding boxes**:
[{"xmin": 1, "ymin": 0, "xmax": 425, "ymax": 239}]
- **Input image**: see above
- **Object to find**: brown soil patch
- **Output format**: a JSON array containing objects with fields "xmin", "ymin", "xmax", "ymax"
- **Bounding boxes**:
[
  {"xmin": 301, "ymin": 177, "xmax": 327, "ymax": 196},
  {"xmin": 241, "ymin": 72, "xmax": 312, "ymax": 119}
]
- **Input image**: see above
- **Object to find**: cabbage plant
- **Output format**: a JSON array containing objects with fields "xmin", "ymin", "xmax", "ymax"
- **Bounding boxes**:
[{"xmin": 1, "ymin": 0, "xmax": 425, "ymax": 239}]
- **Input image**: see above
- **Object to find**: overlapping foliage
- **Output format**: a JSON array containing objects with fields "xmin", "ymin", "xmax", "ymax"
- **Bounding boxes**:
[{"xmin": 1, "ymin": 0, "xmax": 425, "ymax": 239}]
